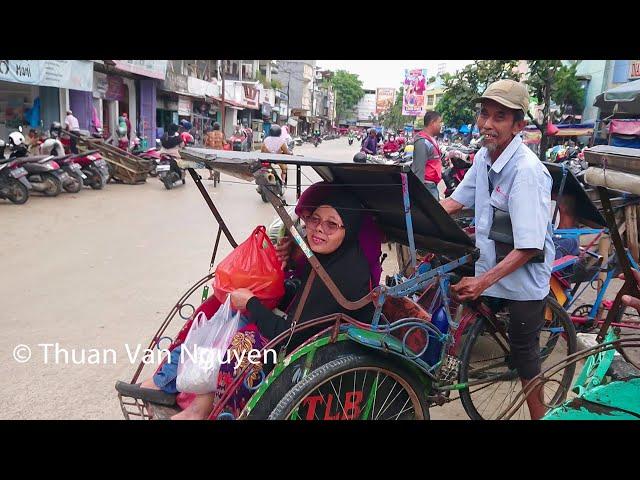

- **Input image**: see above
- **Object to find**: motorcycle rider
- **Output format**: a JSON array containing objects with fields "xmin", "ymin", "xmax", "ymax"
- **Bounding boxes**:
[
  {"xmin": 261, "ymin": 123, "xmax": 291, "ymax": 184},
  {"xmin": 160, "ymin": 123, "xmax": 185, "ymax": 181}
]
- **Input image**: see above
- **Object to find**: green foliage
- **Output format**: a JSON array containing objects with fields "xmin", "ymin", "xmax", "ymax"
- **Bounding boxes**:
[
  {"xmin": 436, "ymin": 60, "xmax": 520, "ymax": 127},
  {"xmin": 380, "ymin": 87, "xmax": 414, "ymax": 130},
  {"xmin": 330, "ymin": 70, "xmax": 365, "ymax": 121},
  {"xmin": 270, "ymin": 78, "xmax": 283, "ymax": 89},
  {"xmin": 526, "ymin": 60, "xmax": 585, "ymax": 159}
]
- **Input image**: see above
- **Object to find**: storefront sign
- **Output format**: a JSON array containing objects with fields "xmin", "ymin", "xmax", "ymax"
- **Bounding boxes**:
[
  {"xmin": 99, "ymin": 75, "xmax": 127, "ymax": 101},
  {"xmin": 162, "ymin": 71, "xmax": 188, "ymax": 93},
  {"xmin": 402, "ymin": 68, "xmax": 428, "ymax": 117},
  {"xmin": 242, "ymin": 83, "xmax": 260, "ymax": 109},
  {"xmin": 630, "ymin": 60, "xmax": 640, "ymax": 80},
  {"xmin": 178, "ymin": 96, "xmax": 192, "ymax": 116},
  {"xmin": 187, "ymin": 76, "xmax": 219, "ymax": 98},
  {"xmin": 0, "ymin": 60, "xmax": 93, "ymax": 91},
  {"xmin": 112, "ymin": 60, "xmax": 168, "ymax": 80}
]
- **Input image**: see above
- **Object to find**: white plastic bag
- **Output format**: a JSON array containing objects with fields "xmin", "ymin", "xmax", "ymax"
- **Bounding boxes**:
[{"xmin": 176, "ymin": 296, "xmax": 241, "ymax": 394}]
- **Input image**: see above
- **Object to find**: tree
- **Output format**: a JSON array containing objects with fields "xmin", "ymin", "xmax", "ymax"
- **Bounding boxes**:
[
  {"xmin": 436, "ymin": 60, "xmax": 520, "ymax": 127},
  {"xmin": 526, "ymin": 60, "xmax": 585, "ymax": 160},
  {"xmin": 380, "ymin": 87, "xmax": 414, "ymax": 131},
  {"xmin": 330, "ymin": 70, "xmax": 365, "ymax": 121}
]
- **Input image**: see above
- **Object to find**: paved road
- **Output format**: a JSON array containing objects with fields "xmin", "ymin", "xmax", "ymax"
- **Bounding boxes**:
[{"xmin": 0, "ymin": 138, "xmax": 610, "ymax": 419}]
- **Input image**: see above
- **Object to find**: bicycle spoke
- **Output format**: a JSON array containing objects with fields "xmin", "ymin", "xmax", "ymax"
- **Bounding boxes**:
[
  {"xmin": 391, "ymin": 398, "xmax": 413, "ymax": 420},
  {"xmin": 376, "ymin": 384, "xmax": 406, "ymax": 420},
  {"xmin": 329, "ymin": 379, "xmax": 348, "ymax": 420},
  {"xmin": 373, "ymin": 378, "xmax": 398, "ymax": 420}
]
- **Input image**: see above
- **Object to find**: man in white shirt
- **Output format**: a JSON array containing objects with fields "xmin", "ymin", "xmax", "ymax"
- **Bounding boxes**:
[
  {"xmin": 440, "ymin": 79, "xmax": 555, "ymax": 419},
  {"xmin": 64, "ymin": 109, "xmax": 80, "ymax": 154}
]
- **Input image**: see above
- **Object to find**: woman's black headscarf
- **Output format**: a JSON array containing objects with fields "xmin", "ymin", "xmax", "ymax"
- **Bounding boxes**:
[{"xmin": 285, "ymin": 189, "xmax": 375, "ymax": 342}]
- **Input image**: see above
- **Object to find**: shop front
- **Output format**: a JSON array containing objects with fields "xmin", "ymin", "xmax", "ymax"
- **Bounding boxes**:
[
  {"xmin": 93, "ymin": 71, "xmax": 133, "ymax": 141},
  {"xmin": 0, "ymin": 60, "xmax": 93, "ymax": 140}
]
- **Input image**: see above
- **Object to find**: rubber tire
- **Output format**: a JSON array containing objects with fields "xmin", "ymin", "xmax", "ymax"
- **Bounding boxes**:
[
  {"xmin": 7, "ymin": 179, "xmax": 29, "ymax": 204},
  {"xmin": 42, "ymin": 173, "xmax": 62, "ymax": 197},
  {"xmin": 63, "ymin": 171, "xmax": 83, "ymax": 193},
  {"xmin": 89, "ymin": 169, "xmax": 106, "ymax": 190},
  {"xmin": 268, "ymin": 352, "xmax": 430, "ymax": 420},
  {"xmin": 458, "ymin": 296, "xmax": 577, "ymax": 420}
]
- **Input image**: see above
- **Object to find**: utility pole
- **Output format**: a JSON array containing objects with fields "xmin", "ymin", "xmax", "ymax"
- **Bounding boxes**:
[{"xmin": 219, "ymin": 60, "xmax": 226, "ymax": 136}]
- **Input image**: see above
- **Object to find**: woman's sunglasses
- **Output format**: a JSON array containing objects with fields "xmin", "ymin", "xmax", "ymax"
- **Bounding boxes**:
[{"xmin": 302, "ymin": 215, "xmax": 344, "ymax": 235}]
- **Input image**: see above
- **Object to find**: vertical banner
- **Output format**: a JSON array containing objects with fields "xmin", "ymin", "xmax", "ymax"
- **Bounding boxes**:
[
  {"xmin": 402, "ymin": 68, "xmax": 428, "ymax": 117},
  {"xmin": 375, "ymin": 88, "xmax": 396, "ymax": 115}
]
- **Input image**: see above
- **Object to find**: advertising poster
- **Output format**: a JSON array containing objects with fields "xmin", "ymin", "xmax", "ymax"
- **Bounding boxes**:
[
  {"xmin": 375, "ymin": 88, "xmax": 395, "ymax": 115},
  {"xmin": 402, "ymin": 68, "xmax": 428, "ymax": 117}
]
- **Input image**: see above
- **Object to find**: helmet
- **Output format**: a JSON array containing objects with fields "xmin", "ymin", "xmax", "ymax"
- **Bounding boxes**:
[
  {"xmin": 179, "ymin": 119, "xmax": 192, "ymax": 131},
  {"xmin": 269, "ymin": 124, "xmax": 282, "ymax": 137},
  {"xmin": 50, "ymin": 121, "xmax": 62, "ymax": 138},
  {"xmin": 353, "ymin": 152, "xmax": 367, "ymax": 163},
  {"xmin": 8, "ymin": 131, "xmax": 25, "ymax": 148}
]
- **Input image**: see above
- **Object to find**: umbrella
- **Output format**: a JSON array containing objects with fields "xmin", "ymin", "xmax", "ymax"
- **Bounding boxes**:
[{"xmin": 594, "ymin": 79, "xmax": 640, "ymax": 114}]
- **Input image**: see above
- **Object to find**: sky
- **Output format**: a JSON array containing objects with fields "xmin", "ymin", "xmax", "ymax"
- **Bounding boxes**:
[{"xmin": 316, "ymin": 60, "xmax": 474, "ymax": 90}]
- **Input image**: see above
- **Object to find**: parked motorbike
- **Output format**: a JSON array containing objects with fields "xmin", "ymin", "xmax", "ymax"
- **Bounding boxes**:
[
  {"xmin": 6, "ymin": 131, "xmax": 69, "ymax": 196},
  {"xmin": 157, "ymin": 154, "xmax": 185, "ymax": 190},
  {"xmin": 73, "ymin": 150, "xmax": 109, "ymax": 189},
  {"xmin": 293, "ymin": 136, "xmax": 303, "ymax": 146},
  {"xmin": 0, "ymin": 140, "xmax": 31, "ymax": 204},
  {"xmin": 256, "ymin": 161, "xmax": 285, "ymax": 203},
  {"xmin": 442, "ymin": 149, "xmax": 474, "ymax": 197}
]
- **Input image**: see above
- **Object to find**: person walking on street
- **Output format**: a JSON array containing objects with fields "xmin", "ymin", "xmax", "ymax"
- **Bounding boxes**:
[
  {"xmin": 412, "ymin": 110, "xmax": 443, "ymax": 200},
  {"xmin": 361, "ymin": 128, "xmax": 378, "ymax": 155},
  {"xmin": 440, "ymin": 79, "xmax": 555, "ymax": 420},
  {"xmin": 64, "ymin": 109, "xmax": 81, "ymax": 154}
]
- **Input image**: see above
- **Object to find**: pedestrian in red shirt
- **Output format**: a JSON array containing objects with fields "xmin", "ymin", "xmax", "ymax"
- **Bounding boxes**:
[{"xmin": 411, "ymin": 111, "xmax": 443, "ymax": 199}]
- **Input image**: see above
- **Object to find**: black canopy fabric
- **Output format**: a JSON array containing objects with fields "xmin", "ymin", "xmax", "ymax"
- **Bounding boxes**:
[
  {"xmin": 543, "ymin": 162, "xmax": 607, "ymax": 228},
  {"xmin": 308, "ymin": 163, "xmax": 477, "ymax": 257},
  {"xmin": 179, "ymin": 149, "xmax": 476, "ymax": 257}
]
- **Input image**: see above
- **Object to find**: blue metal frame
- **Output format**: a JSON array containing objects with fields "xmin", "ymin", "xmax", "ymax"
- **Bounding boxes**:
[
  {"xmin": 401, "ymin": 172, "xmax": 417, "ymax": 271},
  {"xmin": 370, "ymin": 253, "xmax": 475, "ymax": 329}
]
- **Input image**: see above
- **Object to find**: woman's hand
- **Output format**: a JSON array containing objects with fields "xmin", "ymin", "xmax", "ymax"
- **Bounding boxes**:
[
  {"xmin": 230, "ymin": 288, "xmax": 255, "ymax": 310},
  {"xmin": 275, "ymin": 236, "xmax": 294, "ymax": 269}
]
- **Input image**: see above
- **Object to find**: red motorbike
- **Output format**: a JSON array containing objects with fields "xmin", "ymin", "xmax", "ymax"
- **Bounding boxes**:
[{"xmin": 442, "ymin": 148, "xmax": 476, "ymax": 197}]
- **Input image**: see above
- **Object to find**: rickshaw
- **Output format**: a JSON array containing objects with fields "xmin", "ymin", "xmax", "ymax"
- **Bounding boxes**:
[
  {"xmin": 116, "ymin": 148, "xmax": 577, "ymax": 420},
  {"xmin": 498, "ymin": 173, "xmax": 640, "ymax": 419}
]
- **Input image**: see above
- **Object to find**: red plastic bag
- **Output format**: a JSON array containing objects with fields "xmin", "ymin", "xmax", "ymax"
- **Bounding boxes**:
[
  {"xmin": 222, "ymin": 143, "xmax": 232, "ymax": 151},
  {"xmin": 213, "ymin": 226, "xmax": 285, "ymax": 309}
]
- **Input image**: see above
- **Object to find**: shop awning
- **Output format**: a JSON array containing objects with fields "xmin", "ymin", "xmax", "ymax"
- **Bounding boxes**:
[{"xmin": 594, "ymin": 79, "xmax": 640, "ymax": 114}]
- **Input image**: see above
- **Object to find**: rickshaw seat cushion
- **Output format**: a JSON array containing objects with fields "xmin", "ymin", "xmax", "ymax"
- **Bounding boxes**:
[{"xmin": 383, "ymin": 297, "xmax": 431, "ymax": 355}]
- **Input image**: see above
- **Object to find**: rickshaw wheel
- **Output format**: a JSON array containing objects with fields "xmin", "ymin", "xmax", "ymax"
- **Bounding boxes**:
[
  {"xmin": 268, "ymin": 353, "xmax": 430, "ymax": 420},
  {"xmin": 458, "ymin": 296, "xmax": 577, "ymax": 420}
]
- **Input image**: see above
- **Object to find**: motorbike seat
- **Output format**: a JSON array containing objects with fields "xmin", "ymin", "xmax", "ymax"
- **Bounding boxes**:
[{"xmin": 13, "ymin": 155, "xmax": 54, "ymax": 164}]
